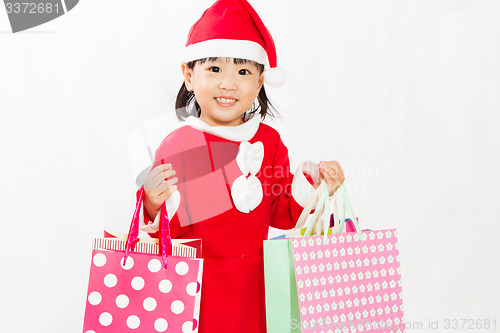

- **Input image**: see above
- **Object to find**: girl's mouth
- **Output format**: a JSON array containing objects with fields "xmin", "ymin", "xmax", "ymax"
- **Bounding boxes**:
[{"xmin": 215, "ymin": 97, "xmax": 237, "ymax": 107}]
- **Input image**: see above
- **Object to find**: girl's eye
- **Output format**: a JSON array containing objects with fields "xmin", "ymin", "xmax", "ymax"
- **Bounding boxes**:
[
  {"xmin": 239, "ymin": 69, "xmax": 250, "ymax": 75},
  {"xmin": 209, "ymin": 66, "xmax": 221, "ymax": 73}
]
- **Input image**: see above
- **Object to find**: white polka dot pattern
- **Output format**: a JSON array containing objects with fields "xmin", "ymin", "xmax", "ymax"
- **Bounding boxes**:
[
  {"xmin": 88, "ymin": 292, "xmax": 101, "ymax": 306},
  {"xmin": 171, "ymin": 300, "xmax": 185, "ymax": 314},
  {"xmin": 148, "ymin": 259, "xmax": 162, "ymax": 273},
  {"xmin": 83, "ymin": 249, "xmax": 203, "ymax": 332},
  {"xmin": 104, "ymin": 274, "xmax": 117, "ymax": 288},
  {"xmin": 120, "ymin": 256, "xmax": 134, "ymax": 270},
  {"xmin": 158, "ymin": 279, "xmax": 172, "ymax": 294},
  {"xmin": 126, "ymin": 315, "xmax": 140, "ymax": 329},
  {"xmin": 182, "ymin": 320, "xmax": 194, "ymax": 332},
  {"xmin": 154, "ymin": 318, "xmax": 168, "ymax": 332},
  {"xmin": 291, "ymin": 229, "xmax": 405, "ymax": 332},
  {"xmin": 131, "ymin": 276, "xmax": 145, "ymax": 291},
  {"xmin": 186, "ymin": 282, "xmax": 198, "ymax": 296},
  {"xmin": 143, "ymin": 297, "xmax": 157, "ymax": 311},
  {"xmin": 175, "ymin": 261, "xmax": 189, "ymax": 275},
  {"xmin": 99, "ymin": 312, "xmax": 112, "ymax": 326},
  {"xmin": 115, "ymin": 294, "xmax": 129, "ymax": 309},
  {"xmin": 92, "ymin": 253, "xmax": 107, "ymax": 267}
]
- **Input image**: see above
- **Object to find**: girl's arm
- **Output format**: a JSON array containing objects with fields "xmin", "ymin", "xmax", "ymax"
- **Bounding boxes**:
[
  {"xmin": 137, "ymin": 130, "xmax": 189, "ymax": 239},
  {"xmin": 143, "ymin": 163, "xmax": 178, "ymax": 220},
  {"xmin": 269, "ymin": 137, "xmax": 316, "ymax": 230}
]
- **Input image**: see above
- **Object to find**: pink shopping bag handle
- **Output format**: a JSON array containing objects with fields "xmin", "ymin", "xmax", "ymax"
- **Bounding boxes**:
[
  {"xmin": 159, "ymin": 201, "xmax": 172, "ymax": 269},
  {"xmin": 124, "ymin": 185, "xmax": 172, "ymax": 269}
]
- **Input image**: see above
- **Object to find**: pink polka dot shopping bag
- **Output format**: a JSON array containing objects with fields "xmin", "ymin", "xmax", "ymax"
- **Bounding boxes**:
[
  {"xmin": 83, "ymin": 187, "xmax": 203, "ymax": 333},
  {"xmin": 264, "ymin": 182, "xmax": 405, "ymax": 333}
]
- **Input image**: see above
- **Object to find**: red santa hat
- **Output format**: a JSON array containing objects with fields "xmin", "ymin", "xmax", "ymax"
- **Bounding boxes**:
[{"xmin": 184, "ymin": 0, "xmax": 286, "ymax": 87}]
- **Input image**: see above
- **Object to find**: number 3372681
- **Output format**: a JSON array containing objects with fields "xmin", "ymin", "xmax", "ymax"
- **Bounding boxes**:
[
  {"xmin": 5, "ymin": 2, "xmax": 61, "ymax": 14},
  {"xmin": 444, "ymin": 319, "xmax": 496, "ymax": 330}
]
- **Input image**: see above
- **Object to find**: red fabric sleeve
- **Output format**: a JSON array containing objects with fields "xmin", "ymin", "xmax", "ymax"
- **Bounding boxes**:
[
  {"xmin": 268, "ymin": 136, "xmax": 304, "ymax": 230},
  {"xmin": 304, "ymin": 172, "xmax": 316, "ymax": 186},
  {"xmin": 136, "ymin": 128, "xmax": 192, "ymax": 240}
]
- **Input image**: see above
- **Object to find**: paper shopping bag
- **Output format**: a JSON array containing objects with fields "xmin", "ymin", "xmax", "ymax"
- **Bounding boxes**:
[
  {"xmin": 264, "ymin": 181, "xmax": 334, "ymax": 333},
  {"xmin": 290, "ymin": 230, "xmax": 404, "ymax": 332},
  {"xmin": 83, "ymin": 187, "xmax": 204, "ymax": 332},
  {"xmin": 265, "ymin": 183, "xmax": 405, "ymax": 333},
  {"xmin": 83, "ymin": 249, "xmax": 203, "ymax": 332},
  {"xmin": 263, "ymin": 219, "xmax": 358, "ymax": 333},
  {"xmin": 263, "ymin": 238, "xmax": 302, "ymax": 333}
]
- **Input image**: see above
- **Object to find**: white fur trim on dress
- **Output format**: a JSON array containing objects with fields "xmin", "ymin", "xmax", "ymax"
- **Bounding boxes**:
[
  {"xmin": 231, "ymin": 175, "xmax": 263, "ymax": 213},
  {"xmin": 184, "ymin": 39, "xmax": 269, "ymax": 66},
  {"xmin": 231, "ymin": 141, "xmax": 265, "ymax": 213},
  {"xmin": 236, "ymin": 141, "xmax": 264, "ymax": 176},
  {"xmin": 184, "ymin": 114, "xmax": 261, "ymax": 142},
  {"xmin": 291, "ymin": 161, "xmax": 319, "ymax": 207},
  {"xmin": 139, "ymin": 189, "xmax": 181, "ymax": 233}
]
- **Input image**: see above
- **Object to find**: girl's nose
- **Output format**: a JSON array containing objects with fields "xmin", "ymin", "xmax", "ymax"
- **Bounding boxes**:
[{"xmin": 219, "ymin": 74, "xmax": 237, "ymax": 91}]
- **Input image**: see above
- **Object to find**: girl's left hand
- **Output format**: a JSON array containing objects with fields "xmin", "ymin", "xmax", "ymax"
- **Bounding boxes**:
[{"xmin": 318, "ymin": 161, "xmax": 345, "ymax": 196}]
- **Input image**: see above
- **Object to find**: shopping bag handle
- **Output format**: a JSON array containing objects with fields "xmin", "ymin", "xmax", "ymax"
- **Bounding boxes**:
[
  {"xmin": 337, "ymin": 184, "xmax": 363, "ymax": 239},
  {"xmin": 302, "ymin": 181, "xmax": 330, "ymax": 238},
  {"xmin": 294, "ymin": 181, "xmax": 326, "ymax": 233},
  {"xmin": 124, "ymin": 186, "xmax": 172, "ymax": 269},
  {"xmin": 294, "ymin": 181, "xmax": 364, "ymax": 240},
  {"xmin": 307, "ymin": 182, "xmax": 332, "ymax": 243},
  {"xmin": 159, "ymin": 201, "xmax": 172, "ymax": 269}
]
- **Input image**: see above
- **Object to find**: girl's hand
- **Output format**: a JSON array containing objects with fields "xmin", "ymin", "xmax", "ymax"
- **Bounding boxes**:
[
  {"xmin": 318, "ymin": 161, "xmax": 345, "ymax": 196},
  {"xmin": 143, "ymin": 163, "xmax": 178, "ymax": 219}
]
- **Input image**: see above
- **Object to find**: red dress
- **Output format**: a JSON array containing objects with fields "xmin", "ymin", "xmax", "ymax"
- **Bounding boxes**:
[{"xmin": 139, "ymin": 116, "xmax": 316, "ymax": 333}]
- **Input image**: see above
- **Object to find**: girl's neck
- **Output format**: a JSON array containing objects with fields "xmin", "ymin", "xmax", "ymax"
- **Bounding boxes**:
[
  {"xmin": 199, "ymin": 114, "xmax": 245, "ymax": 127},
  {"xmin": 184, "ymin": 114, "xmax": 260, "ymax": 142}
]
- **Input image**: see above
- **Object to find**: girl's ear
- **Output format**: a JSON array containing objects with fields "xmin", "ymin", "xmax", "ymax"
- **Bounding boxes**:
[
  {"xmin": 181, "ymin": 62, "xmax": 194, "ymax": 91},
  {"xmin": 257, "ymin": 72, "xmax": 264, "ymax": 92}
]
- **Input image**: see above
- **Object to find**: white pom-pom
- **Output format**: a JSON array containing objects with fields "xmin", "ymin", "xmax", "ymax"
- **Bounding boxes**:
[{"xmin": 264, "ymin": 66, "xmax": 286, "ymax": 87}]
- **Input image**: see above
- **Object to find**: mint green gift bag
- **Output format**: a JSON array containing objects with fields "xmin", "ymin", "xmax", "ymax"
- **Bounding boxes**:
[
  {"xmin": 264, "ymin": 238, "xmax": 302, "ymax": 333},
  {"xmin": 264, "ymin": 181, "xmax": 334, "ymax": 333}
]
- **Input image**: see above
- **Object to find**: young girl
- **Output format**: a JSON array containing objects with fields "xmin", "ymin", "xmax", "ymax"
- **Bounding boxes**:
[{"xmin": 139, "ymin": 0, "xmax": 345, "ymax": 332}]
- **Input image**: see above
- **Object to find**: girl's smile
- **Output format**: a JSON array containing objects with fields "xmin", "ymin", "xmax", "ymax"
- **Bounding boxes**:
[{"xmin": 215, "ymin": 97, "xmax": 237, "ymax": 107}]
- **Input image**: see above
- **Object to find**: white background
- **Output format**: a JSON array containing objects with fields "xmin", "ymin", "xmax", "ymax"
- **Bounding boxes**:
[{"xmin": 1, "ymin": 0, "xmax": 499, "ymax": 332}]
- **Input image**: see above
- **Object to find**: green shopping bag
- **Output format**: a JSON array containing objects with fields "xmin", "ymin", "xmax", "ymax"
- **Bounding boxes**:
[
  {"xmin": 264, "ymin": 238, "xmax": 302, "ymax": 333},
  {"xmin": 264, "ymin": 182, "xmax": 362, "ymax": 333}
]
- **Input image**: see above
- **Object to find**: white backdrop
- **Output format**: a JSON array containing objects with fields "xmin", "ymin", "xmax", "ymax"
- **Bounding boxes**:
[{"xmin": 1, "ymin": 1, "xmax": 499, "ymax": 332}]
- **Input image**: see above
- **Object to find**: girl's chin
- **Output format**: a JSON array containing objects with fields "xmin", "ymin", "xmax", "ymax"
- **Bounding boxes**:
[{"xmin": 214, "ymin": 116, "xmax": 245, "ymax": 126}]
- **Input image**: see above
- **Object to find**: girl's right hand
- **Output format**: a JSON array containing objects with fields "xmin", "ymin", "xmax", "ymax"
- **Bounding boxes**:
[{"xmin": 143, "ymin": 163, "xmax": 178, "ymax": 219}]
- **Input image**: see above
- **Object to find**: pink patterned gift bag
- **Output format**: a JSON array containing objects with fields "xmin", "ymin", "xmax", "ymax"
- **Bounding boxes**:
[
  {"xmin": 83, "ymin": 187, "xmax": 203, "ymax": 332},
  {"xmin": 83, "ymin": 249, "xmax": 203, "ymax": 332},
  {"xmin": 287, "ymin": 184, "xmax": 405, "ymax": 333},
  {"xmin": 290, "ymin": 230, "xmax": 404, "ymax": 333}
]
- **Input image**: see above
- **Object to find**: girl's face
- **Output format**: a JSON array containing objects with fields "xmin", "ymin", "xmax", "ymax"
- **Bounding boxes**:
[{"xmin": 182, "ymin": 58, "xmax": 264, "ymax": 127}]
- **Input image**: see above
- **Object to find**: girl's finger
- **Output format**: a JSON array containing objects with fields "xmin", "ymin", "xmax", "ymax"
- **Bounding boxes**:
[
  {"xmin": 158, "ymin": 177, "xmax": 178, "ymax": 191},
  {"xmin": 152, "ymin": 169, "xmax": 176, "ymax": 186},
  {"xmin": 321, "ymin": 169, "xmax": 336, "ymax": 196},
  {"xmin": 159, "ymin": 183, "xmax": 178, "ymax": 199},
  {"xmin": 320, "ymin": 163, "xmax": 337, "ymax": 179},
  {"xmin": 169, "ymin": 177, "xmax": 180, "ymax": 188},
  {"xmin": 321, "ymin": 162, "xmax": 344, "ymax": 183},
  {"xmin": 319, "ymin": 168, "xmax": 332, "ymax": 184},
  {"xmin": 320, "ymin": 164, "xmax": 344, "ymax": 195},
  {"xmin": 332, "ymin": 163, "xmax": 344, "ymax": 178},
  {"xmin": 149, "ymin": 163, "xmax": 172, "ymax": 179}
]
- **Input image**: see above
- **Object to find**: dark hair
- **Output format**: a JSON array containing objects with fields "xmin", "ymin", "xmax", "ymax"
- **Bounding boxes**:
[{"xmin": 175, "ymin": 57, "xmax": 278, "ymax": 122}]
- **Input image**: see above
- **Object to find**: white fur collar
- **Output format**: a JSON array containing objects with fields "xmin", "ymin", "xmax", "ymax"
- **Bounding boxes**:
[{"xmin": 184, "ymin": 115, "xmax": 261, "ymax": 142}]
